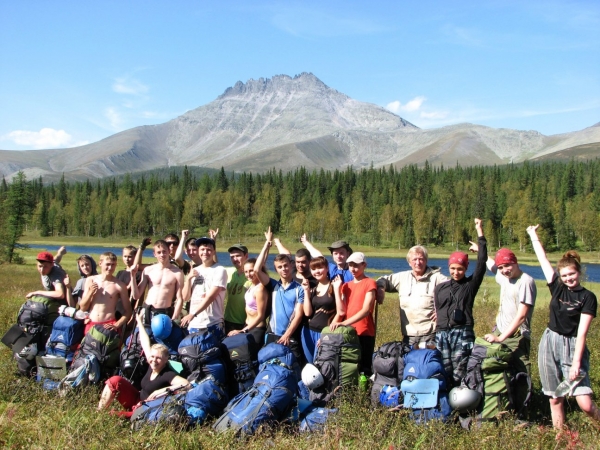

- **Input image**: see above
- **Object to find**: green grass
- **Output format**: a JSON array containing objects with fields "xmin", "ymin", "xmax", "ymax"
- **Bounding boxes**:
[{"xmin": 1, "ymin": 249, "xmax": 600, "ymax": 448}]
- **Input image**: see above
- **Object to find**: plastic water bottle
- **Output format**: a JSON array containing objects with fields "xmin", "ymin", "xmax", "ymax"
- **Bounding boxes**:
[
  {"xmin": 359, "ymin": 372, "xmax": 368, "ymax": 392},
  {"xmin": 554, "ymin": 370, "xmax": 586, "ymax": 398},
  {"xmin": 59, "ymin": 305, "xmax": 89, "ymax": 320}
]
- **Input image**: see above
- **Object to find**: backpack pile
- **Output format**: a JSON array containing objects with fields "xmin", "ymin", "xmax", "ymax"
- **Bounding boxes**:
[
  {"xmin": 221, "ymin": 333, "xmax": 259, "ymax": 396},
  {"xmin": 13, "ymin": 295, "xmax": 62, "ymax": 377},
  {"xmin": 178, "ymin": 330, "xmax": 227, "ymax": 384},
  {"xmin": 398, "ymin": 347, "xmax": 452, "ymax": 423},
  {"xmin": 370, "ymin": 341, "xmax": 412, "ymax": 407},
  {"xmin": 213, "ymin": 343, "xmax": 298, "ymax": 436},
  {"xmin": 459, "ymin": 337, "xmax": 532, "ymax": 427},
  {"xmin": 71, "ymin": 324, "xmax": 121, "ymax": 379},
  {"xmin": 308, "ymin": 325, "xmax": 361, "ymax": 404}
]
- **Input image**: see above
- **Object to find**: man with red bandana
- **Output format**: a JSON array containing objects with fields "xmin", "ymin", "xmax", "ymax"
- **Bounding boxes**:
[
  {"xmin": 434, "ymin": 219, "xmax": 487, "ymax": 386},
  {"xmin": 476, "ymin": 247, "xmax": 537, "ymax": 375}
]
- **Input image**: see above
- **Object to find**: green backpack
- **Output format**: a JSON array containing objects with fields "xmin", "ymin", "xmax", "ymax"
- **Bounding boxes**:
[
  {"xmin": 310, "ymin": 325, "xmax": 361, "ymax": 402},
  {"xmin": 461, "ymin": 337, "xmax": 531, "ymax": 422},
  {"xmin": 77, "ymin": 325, "xmax": 121, "ymax": 371}
]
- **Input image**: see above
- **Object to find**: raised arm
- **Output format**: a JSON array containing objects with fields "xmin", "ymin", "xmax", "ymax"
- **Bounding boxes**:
[
  {"xmin": 174, "ymin": 230, "xmax": 189, "ymax": 267},
  {"xmin": 255, "ymin": 228, "xmax": 273, "ymax": 286},
  {"xmin": 302, "ymin": 278, "xmax": 313, "ymax": 317},
  {"xmin": 526, "ymin": 224, "xmax": 555, "ymax": 283},
  {"xmin": 273, "ymin": 238, "xmax": 291, "ymax": 255},
  {"xmin": 54, "ymin": 246, "xmax": 67, "ymax": 265},
  {"xmin": 469, "ymin": 218, "xmax": 488, "ymax": 286},
  {"xmin": 300, "ymin": 233, "xmax": 323, "ymax": 258},
  {"xmin": 135, "ymin": 311, "xmax": 153, "ymax": 356},
  {"xmin": 134, "ymin": 237, "xmax": 151, "ymax": 270},
  {"xmin": 209, "ymin": 228, "xmax": 219, "ymax": 263}
]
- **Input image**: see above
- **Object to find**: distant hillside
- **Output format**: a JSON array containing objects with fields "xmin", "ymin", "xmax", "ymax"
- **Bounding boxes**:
[{"xmin": 1, "ymin": 73, "xmax": 599, "ymax": 181}]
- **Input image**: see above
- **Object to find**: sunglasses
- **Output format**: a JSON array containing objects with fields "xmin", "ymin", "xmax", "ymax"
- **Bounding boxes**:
[{"xmin": 166, "ymin": 241, "xmax": 179, "ymax": 246}]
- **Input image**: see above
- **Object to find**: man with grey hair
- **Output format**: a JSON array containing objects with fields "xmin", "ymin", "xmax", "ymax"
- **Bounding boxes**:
[{"xmin": 376, "ymin": 245, "xmax": 448, "ymax": 346}]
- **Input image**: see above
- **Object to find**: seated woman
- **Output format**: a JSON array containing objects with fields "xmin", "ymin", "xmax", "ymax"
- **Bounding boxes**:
[
  {"xmin": 227, "ymin": 236, "xmax": 272, "ymax": 349},
  {"xmin": 71, "ymin": 254, "xmax": 98, "ymax": 306},
  {"xmin": 97, "ymin": 312, "xmax": 189, "ymax": 417}
]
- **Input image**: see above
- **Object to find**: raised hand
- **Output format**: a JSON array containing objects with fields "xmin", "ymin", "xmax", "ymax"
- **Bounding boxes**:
[
  {"xmin": 264, "ymin": 226, "xmax": 273, "ymax": 242},
  {"xmin": 209, "ymin": 228, "xmax": 219, "ymax": 240},
  {"xmin": 468, "ymin": 240, "xmax": 479, "ymax": 253}
]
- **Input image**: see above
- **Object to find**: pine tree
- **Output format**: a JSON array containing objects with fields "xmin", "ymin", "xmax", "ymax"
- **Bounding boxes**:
[{"xmin": 1, "ymin": 171, "xmax": 30, "ymax": 263}]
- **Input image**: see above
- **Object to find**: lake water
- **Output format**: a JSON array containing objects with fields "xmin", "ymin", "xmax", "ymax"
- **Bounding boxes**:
[{"xmin": 28, "ymin": 244, "xmax": 600, "ymax": 283}]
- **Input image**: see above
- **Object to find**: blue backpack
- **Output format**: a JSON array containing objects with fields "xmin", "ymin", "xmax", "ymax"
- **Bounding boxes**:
[
  {"xmin": 156, "ymin": 322, "xmax": 188, "ymax": 357},
  {"xmin": 221, "ymin": 333, "xmax": 258, "ymax": 396},
  {"xmin": 213, "ymin": 344, "xmax": 298, "ymax": 435},
  {"xmin": 58, "ymin": 354, "xmax": 101, "ymax": 394},
  {"xmin": 178, "ymin": 331, "xmax": 226, "ymax": 384},
  {"xmin": 45, "ymin": 316, "xmax": 85, "ymax": 364},
  {"xmin": 299, "ymin": 405, "xmax": 338, "ymax": 433},
  {"xmin": 184, "ymin": 376, "xmax": 229, "ymax": 426},
  {"xmin": 130, "ymin": 393, "xmax": 189, "ymax": 431},
  {"xmin": 400, "ymin": 348, "xmax": 452, "ymax": 423}
]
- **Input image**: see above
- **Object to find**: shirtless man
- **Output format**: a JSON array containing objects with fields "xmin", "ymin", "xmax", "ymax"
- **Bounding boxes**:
[
  {"xmin": 80, "ymin": 252, "xmax": 132, "ymax": 335},
  {"xmin": 131, "ymin": 240, "xmax": 184, "ymax": 326}
]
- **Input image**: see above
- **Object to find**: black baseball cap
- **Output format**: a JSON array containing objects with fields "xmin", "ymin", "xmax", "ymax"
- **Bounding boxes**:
[{"xmin": 195, "ymin": 237, "xmax": 216, "ymax": 248}]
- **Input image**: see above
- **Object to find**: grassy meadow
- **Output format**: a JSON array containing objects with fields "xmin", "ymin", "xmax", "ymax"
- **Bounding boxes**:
[{"xmin": 1, "ymin": 248, "xmax": 600, "ymax": 449}]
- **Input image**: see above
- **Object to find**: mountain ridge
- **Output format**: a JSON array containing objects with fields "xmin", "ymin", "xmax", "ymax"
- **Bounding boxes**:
[{"xmin": 1, "ymin": 72, "xmax": 598, "ymax": 181}]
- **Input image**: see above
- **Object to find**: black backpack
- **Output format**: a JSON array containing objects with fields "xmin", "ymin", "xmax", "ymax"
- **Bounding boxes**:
[
  {"xmin": 221, "ymin": 333, "xmax": 259, "ymax": 396},
  {"xmin": 370, "ymin": 341, "xmax": 412, "ymax": 406}
]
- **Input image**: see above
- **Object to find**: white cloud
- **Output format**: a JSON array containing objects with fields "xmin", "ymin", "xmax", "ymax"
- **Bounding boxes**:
[
  {"xmin": 112, "ymin": 76, "xmax": 148, "ymax": 96},
  {"xmin": 1, "ymin": 128, "xmax": 88, "ymax": 149},
  {"xmin": 105, "ymin": 107, "xmax": 122, "ymax": 130},
  {"xmin": 386, "ymin": 96, "xmax": 426, "ymax": 113}
]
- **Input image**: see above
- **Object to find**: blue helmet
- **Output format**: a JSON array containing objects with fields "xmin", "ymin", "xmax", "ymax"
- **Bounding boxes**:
[{"xmin": 151, "ymin": 314, "xmax": 172, "ymax": 340}]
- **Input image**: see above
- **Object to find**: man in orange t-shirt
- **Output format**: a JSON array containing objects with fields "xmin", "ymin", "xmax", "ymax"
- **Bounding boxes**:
[{"xmin": 330, "ymin": 252, "xmax": 377, "ymax": 375}]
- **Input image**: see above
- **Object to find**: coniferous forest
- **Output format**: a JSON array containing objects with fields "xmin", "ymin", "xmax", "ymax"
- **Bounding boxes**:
[{"xmin": 2, "ymin": 160, "xmax": 600, "ymax": 258}]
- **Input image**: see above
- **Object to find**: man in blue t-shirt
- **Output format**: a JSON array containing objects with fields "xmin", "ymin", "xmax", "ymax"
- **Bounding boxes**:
[
  {"xmin": 300, "ymin": 235, "xmax": 354, "ymax": 283},
  {"xmin": 268, "ymin": 254, "xmax": 305, "ymax": 344}
]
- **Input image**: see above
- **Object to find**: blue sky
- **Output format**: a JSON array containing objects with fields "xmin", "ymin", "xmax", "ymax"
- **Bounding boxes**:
[{"xmin": 1, "ymin": 0, "xmax": 599, "ymax": 150}]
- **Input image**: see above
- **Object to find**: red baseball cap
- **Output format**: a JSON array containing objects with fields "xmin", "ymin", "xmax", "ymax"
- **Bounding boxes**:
[
  {"xmin": 36, "ymin": 251, "xmax": 54, "ymax": 263},
  {"xmin": 448, "ymin": 251, "xmax": 469, "ymax": 269},
  {"xmin": 495, "ymin": 248, "xmax": 517, "ymax": 267}
]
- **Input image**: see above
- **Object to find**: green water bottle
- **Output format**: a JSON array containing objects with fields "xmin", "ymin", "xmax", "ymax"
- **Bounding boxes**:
[{"xmin": 359, "ymin": 372, "xmax": 368, "ymax": 392}]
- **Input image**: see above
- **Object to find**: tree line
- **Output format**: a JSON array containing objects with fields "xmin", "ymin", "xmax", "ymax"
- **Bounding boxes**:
[{"xmin": 1, "ymin": 159, "xmax": 600, "ymax": 262}]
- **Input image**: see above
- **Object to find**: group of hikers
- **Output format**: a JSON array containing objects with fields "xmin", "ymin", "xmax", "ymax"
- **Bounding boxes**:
[{"xmin": 14, "ymin": 218, "xmax": 600, "ymax": 430}]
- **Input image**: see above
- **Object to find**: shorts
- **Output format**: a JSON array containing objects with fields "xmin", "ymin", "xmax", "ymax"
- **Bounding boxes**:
[
  {"xmin": 84, "ymin": 319, "xmax": 118, "ymax": 336},
  {"xmin": 403, "ymin": 333, "xmax": 436, "ymax": 347},
  {"xmin": 538, "ymin": 328, "xmax": 593, "ymax": 397}
]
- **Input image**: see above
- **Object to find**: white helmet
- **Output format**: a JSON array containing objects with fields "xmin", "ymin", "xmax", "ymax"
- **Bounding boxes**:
[
  {"xmin": 18, "ymin": 343, "xmax": 38, "ymax": 360},
  {"xmin": 301, "ymin": 363, "xmax": 324, "ymax": 390},
  {"xmin": 449, "ymin": 386, "xmax": 482, "ymax": 413}
]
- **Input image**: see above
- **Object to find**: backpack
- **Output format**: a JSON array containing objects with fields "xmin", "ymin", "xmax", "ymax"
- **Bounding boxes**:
[
  {"xmin": 184, "ymin": 375, "xmax": 229, "ymax": 426},
  {"xmin": 58, "ymin": 354, "xmax": 101, "ymax": 395},
  {"xmin": 309, "ymin": 325, "xmax": 361, "ymax": 404},
  {"xmin": 74, "ymin": 325, "xmax": 121, "ymax": 377},
  {"xmin": 16, "ymin": 296, "xmax": 61, "ymax": 356},
  {"xmin": 370, "ymin": 341, "xmax": 412, "ymax": 406},
  {"xmin": 221, "ymin": 333, "xmax": 259, "ymax": 396},
  {"xmin": 119, "ymin": 328, "xmax": 149, "ymax": 389},
  {"xmin": 212, "ymin": 353, "xmax": 298, "ymax": 436},
  {"xmin": 130, "ymin": 393, "xmax": 189, "ymax": 431},
  {"xmin": 460, "ymin": 337, "xmax": 532, "ymax": 425},
  {"xmin": 156, "ymin": 322, "xmax": 188, "ymax": 357},
  {"xmin": 299, "ymin": 405, "xmax": 338, "ymax": 433},
  {"xmin": 400, "ymin": 348, "xmax": 452, "ymax": 423},
  {"xmin": 45, "ymin": 316, "xmax": 85, "ymax": 365},
  {"xmin": 177, "ymin": 331, "xmax": 226, "ymax": 384}
]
